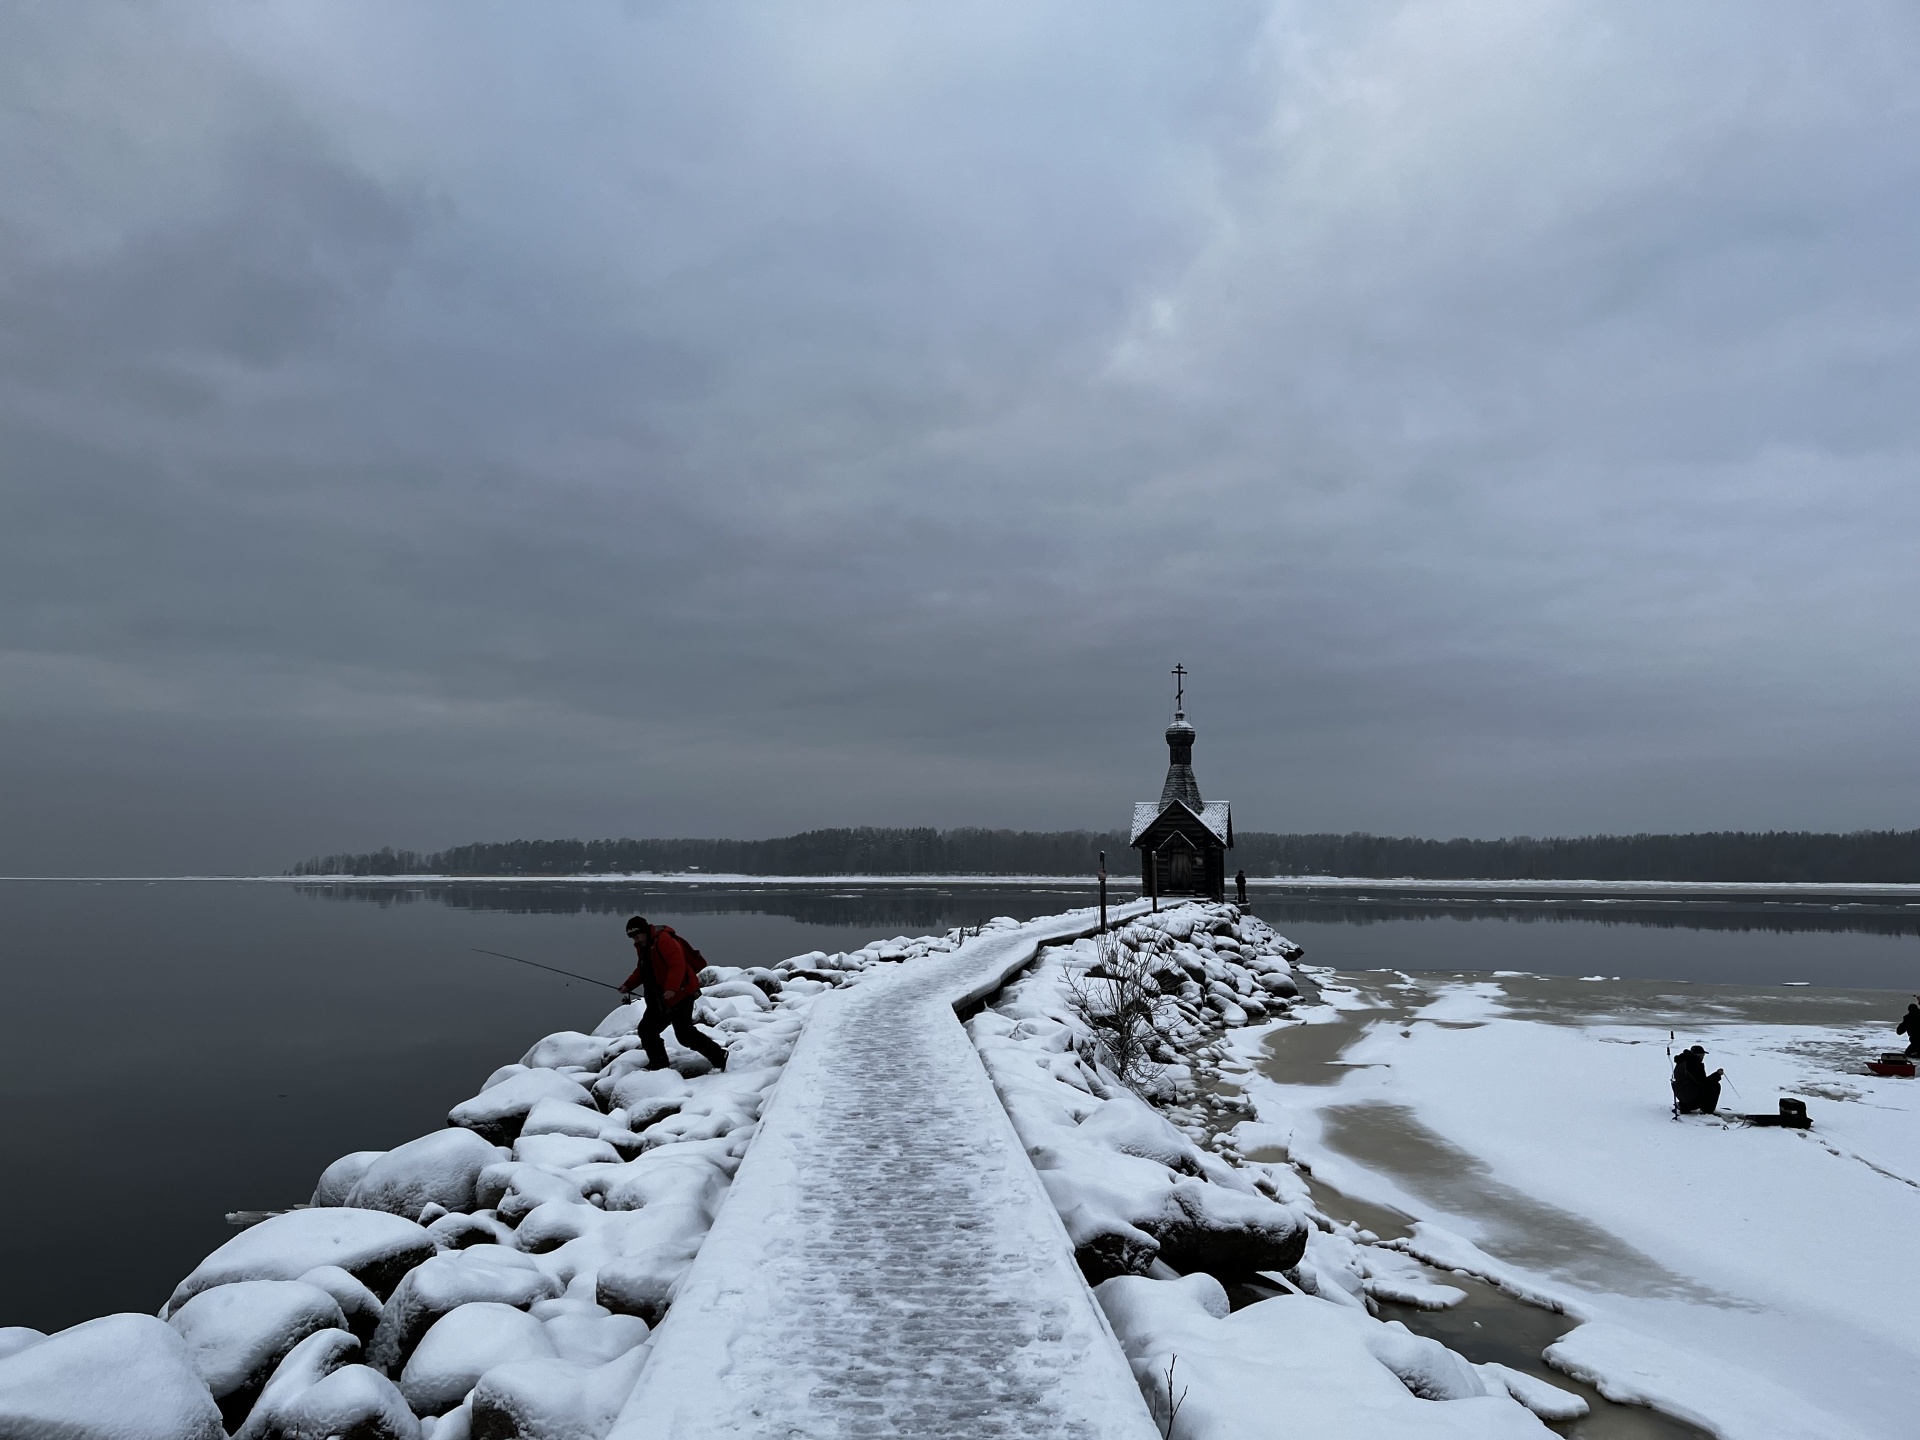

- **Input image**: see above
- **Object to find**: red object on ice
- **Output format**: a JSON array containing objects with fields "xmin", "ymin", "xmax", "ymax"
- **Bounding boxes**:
[{"xmin": 1867, "ymin": 1054, "xmax": 1915, "ymax": 1078}]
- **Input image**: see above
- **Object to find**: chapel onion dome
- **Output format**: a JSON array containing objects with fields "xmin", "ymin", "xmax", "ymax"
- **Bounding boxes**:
[{"xmin": 1165, "ymin": 715, "xmax": 1195, "ymax": 745}]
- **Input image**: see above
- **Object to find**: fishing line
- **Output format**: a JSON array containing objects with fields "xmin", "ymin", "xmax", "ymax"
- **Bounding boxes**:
[{"xmin": 470, "ymin": 947, "xmax": 629, "ymax": 995}]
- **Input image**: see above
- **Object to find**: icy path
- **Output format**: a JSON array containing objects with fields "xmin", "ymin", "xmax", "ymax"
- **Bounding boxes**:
[{"xmin": 608, "ymin": 908, "xmax": 1161, "ymax": 1440}]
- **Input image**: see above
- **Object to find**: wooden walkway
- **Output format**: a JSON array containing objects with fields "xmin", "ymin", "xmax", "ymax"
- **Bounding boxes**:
[{"xmin": 607, "ymin": 908, "xmax": 1160, "ymax": 1440}]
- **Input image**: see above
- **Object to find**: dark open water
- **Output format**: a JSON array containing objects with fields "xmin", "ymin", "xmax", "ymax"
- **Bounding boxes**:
[{"xmin": 1, "ymin": 877, "xmax": 1914, "ymax": 1331}]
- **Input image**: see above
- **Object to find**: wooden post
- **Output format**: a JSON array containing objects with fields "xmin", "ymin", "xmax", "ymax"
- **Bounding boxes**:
[
  {"xmin": 1148, "ymin": 846, "xmax": 1159, "ymax": 913},
  {"xmin": 1098, "ymin": 850, "xmax": 1108, "ymax": 933}
]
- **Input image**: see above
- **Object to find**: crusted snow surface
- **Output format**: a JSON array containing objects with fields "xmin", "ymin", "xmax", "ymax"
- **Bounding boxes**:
[
  {"xmin": 608, "ymin": 907, "xmax": 1162, "ymax": 1440},
  {"xmin": 1235, "ymin": 968, "xmax": 1920, "ymax": 1440},
  {"xmin": 972, "ymin": 904, "xmax": 1563, "ymax": 1438},
  {"xmin": 1100, "ymin": 1273, "xmax": 1549, "ymax": 1439}
]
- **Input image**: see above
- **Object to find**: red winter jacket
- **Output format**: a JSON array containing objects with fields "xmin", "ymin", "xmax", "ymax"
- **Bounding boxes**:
[{"xmin": 621, "ymin": 925, "xmax": 705, "ymax": 1005}]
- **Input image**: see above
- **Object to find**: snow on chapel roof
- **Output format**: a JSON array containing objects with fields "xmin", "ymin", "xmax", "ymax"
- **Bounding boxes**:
[{"xmin": 1131, "ymin": 798, "xmax": 1232, "ymax": 846}]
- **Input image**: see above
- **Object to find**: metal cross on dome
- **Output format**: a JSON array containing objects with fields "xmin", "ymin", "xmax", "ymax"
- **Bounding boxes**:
[{"xmin": 1172, "ymin": 663, "xmax": 1187, "ymax": 712}]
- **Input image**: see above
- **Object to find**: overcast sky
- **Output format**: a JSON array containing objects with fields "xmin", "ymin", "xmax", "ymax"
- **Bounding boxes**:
[{"xmin": 3, "ymin": 1, "xmax": 1917, "ymax": 873}]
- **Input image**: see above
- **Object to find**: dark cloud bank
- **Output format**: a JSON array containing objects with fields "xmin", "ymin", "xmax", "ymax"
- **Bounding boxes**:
[{"xmin": 2, "ymin": 2, "xmax": 1917, "ymax": 874}]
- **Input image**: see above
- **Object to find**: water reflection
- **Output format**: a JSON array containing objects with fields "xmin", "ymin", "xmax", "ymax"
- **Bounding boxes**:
[{"xmin": 295, "ymin": 880, "xmax": 1110, "ymax": 930}]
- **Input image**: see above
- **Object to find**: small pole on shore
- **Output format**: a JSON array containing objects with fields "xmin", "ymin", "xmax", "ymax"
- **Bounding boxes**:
[
  {"xmin": 1148, "ymin": 845, "xmax": 1160, "ymax": 913},
  {"xmin": 1098, "ymin": 850, "xmax": 1108, "ymax": 933}
]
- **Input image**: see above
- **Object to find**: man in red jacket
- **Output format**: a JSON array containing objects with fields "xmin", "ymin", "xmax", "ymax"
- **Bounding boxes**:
[{"xmin": 619, "ymin": 915, "xmax": 730, "ymax": 1073}]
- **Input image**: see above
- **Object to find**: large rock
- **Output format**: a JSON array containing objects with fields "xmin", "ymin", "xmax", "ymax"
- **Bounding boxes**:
[
  {"xmin": 167, "ymin": 1280, "xmax": 348, "ymax": 1429},
  {"xmin": 369, "ymin": 1247, "xmax": 562, "ymax": 1376},
  {"xmin": 234, "ymin": 1329, "xmax": 362, "ymax": 1440},
  {"xmin": 311, "ymin": 1151, "xmax": 386, "ymax": 1207},
  {"xmin": 469, "ymin": 1348, "xmax": 649, "ymax": 1440},
  {"xmin": 245, "ymin": 1359, "xmax": 420, "ymax": 1440},
  {"xmin": 169, "ymin": 1208, "xmax": 438, "ymax": 1313},
  {"xmin": 598, "ymin": 1067, "xmax": 690, "ymax": 1127},
  {"xmin": 0, "ymin": 1313, "xmax": 226, "ymax": 1440},
  {"xmin": 1148, "ymin": 1181, "xmax": 1309, "ymax": 1278},
  {"xmin": 295, "ymin": 1265, "xmax": 385, "ymax": 1345},
  {"xmin": 520, "ymin": 1098, "xmax": 623, "ymax": 1141},
  {"xmin": 1075, "ymin": 1092, "xmax": 1204, "ymax": 1174},
  {"xmin": 1041, "ymin": 1157, "xmax": 1307, "ymax": 1284},
  {"xmin": 594, "ymin": 1241, "xmax": 699, "ymax": 1327},
  {"xmin": 520, "ymin": 1032, "xmax": 613, "ymax": 1071},
  {"xmin": 346, "ymin": 1129, "xmax": 508, "ymax": 1220},
  {"xmin": 538, "ymin": 1309, "xmax": 649, "ymax": 1369},
  {"xmin": 400, "ymin": 1304, "xmax": 558, "ymax": 1416},
  {"xmin": 450, "ymin": 1071, "xmax": 595, "ymax": 1145}
]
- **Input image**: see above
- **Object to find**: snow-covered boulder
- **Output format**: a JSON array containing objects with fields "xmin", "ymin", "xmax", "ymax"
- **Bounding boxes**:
[
  {"xmin": 536, "ymin": 1306, "xmax": 650, "ymax": 1368},
  {"xmin": 1150, "ymin": 1178, "xmax": 1308, "ymax": 1277},
  {"xmin": 1076, "ymin": 1089, "xmax": 1205, "ymax": 1173},
  {"xmin": 1097, "ymin": 1274, "xmax": 1553, "ymax": 1439},
  {"xmin": 311, "ymin": 1150, "xmax": 385, "ymax": 1207},
  {"xmin": 295, "ymin": 1264, "xmax": 385, "ymax": 1344},
  {"xmin": 514, "ymin": 1133, "xmax": 622, "ymax": 1170},
  {"xmin": 169, "ymin": 1209, "xmax": 438, "ymax": 1312},
  {"xmin": 449, "ymin": 1070, "xmax": 595, "ymax": 1144},
  {"xmin": 0, "ymin": 1328, "xmax": 44, "ymax": 1362},
  {"xmin": 399, "ymin": 1303, "xmax": 558, "ymax": 1416},
  {"xmin": 233, "ymin": 1328, "xmax": 360, "ymax": 1440},
  {"xmin": 469, "ymin": 1347, "xmax": 649, "ymax": 1440},
  {"xmin": 592, "ymin": 1003, "xmax": 644, "ymax": 1038},
  {"xmin": 521, "ymin": 1097, "xmax": 628, "ymax": 1142},
  {"xmin": 593, "ymin": 1061, "xmax": 689, "ymax": 1122},
  {"xmin": 592, "ymin": 1144, "xmax": 731, "ymax": 1217},
  {"xmin": 1040, "ymin": 1148, "xmax": 1309, "ymax": 1282},
  {"xmin": 248, "ymin": 1362, "xmax": 419, "ymax": 1440},
  {"xmin": 521, "ymin": 1031, "xmax": 613, "ymax": 1071},
  {"xmin": 166, "ymin": 1279, "xmax": 349, "ymax": 1427},
  {"xmin": 370, "ymin": 1246, "xmax": 562, "ymax": 1375},
  {"xmin": 476, "ymin": 1160, "xmax": 592, "ymax": 1224},
  {"xmin": 593, "ymin": 1238, "xmax": 700, "ymax": 1326},
  {"xmin": 0, "ymin": 1313, "xmax": 226, "ymax": 1440},
  {"xmin": 513, "ymin": 1198, "xmax": 606, "ymax": 1254},
  {"xmin": 346, "ymin": 1129, "xmax": 508, "ymax": 1219}
]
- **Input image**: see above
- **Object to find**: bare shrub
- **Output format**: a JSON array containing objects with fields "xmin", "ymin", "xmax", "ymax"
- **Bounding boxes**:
[{"xmin": 1069, "ymin": 929, "xmax": 1177, "ymax": 1090}]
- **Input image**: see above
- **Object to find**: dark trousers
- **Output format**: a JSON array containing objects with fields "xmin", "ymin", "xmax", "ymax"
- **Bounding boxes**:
[
  {"xmin": 639, "ymin": 994, "xmax": 729, "ymax": 1071},
  {"xmin": 1673, "ymin": 1077, "xmax": 1721, "ymax": 1115}
]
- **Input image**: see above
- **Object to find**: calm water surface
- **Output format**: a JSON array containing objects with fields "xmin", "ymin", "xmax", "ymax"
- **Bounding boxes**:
[{"xmin": 1, "ymin": 878, "xmax": 1913, "ymax": 1330}]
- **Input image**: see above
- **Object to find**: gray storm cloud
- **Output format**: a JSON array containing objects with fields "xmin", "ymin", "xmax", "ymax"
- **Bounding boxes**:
[{"xmin": 2, "ymin": 0, "xmax": 1916, "ymax": 872}]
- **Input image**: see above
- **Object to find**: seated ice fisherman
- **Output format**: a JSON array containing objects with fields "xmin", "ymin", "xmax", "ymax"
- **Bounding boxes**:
[{"xmin": 1671, "ymin": 1045, "xmax": 1724, "ymax": 1115}]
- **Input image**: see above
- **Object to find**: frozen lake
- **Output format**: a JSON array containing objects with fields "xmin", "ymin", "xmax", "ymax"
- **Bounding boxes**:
[{"xmin": 1, "ymin": 877, "xmax": 1914, "ymax": 1332}]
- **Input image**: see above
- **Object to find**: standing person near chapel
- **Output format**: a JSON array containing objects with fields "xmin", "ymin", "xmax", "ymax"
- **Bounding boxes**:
[{"xmin": 619, "ymin": 915, "xmax": 730, "ymax": 1073}]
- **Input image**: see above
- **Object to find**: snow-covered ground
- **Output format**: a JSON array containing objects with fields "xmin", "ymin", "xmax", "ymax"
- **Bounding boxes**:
[{"xmin": 1234, "ymin": 968, "xmax": 1919, "ymax": 1440}]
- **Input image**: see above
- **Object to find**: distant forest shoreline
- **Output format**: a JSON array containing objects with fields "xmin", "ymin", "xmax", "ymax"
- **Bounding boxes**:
[{"xmin": 292, "ymin": 827, "xmax": 1920, "ymax": 884}]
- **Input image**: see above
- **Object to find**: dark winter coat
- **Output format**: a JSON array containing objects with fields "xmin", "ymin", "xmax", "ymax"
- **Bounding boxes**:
[{"xmin": 1671, "ymin": 1050, "xmax": 1721, "ymax": 1114}]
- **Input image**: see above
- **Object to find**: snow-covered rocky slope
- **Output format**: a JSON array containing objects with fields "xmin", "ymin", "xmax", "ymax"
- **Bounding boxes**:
[
  {"xmin": 971, "ymin": 905, "xmax": 1579, "ymax": 1438},
  {"xmin": 0, "ymin": 927, "xmax": 973, "ymax": 1440}
]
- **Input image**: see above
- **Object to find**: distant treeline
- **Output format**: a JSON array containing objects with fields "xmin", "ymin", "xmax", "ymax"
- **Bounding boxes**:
[{"xmin": 291, "ymin": 826, "xmax": 1920, "ymax": 883}]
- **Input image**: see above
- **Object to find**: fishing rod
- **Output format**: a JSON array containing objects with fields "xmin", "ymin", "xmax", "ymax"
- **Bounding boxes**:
[{"xmin": 470, "ymin": 947, "xmax": 630, "ymax": 996}]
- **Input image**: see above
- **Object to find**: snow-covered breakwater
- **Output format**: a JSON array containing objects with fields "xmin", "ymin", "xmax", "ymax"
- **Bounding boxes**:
[
  {"xmin": 0, "ymin": 926, "xmax": 977, "ymax": 1439},
  {"xmin": 1, "ymin": 903, "xmax": 1588, "ymax": 1440}
]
